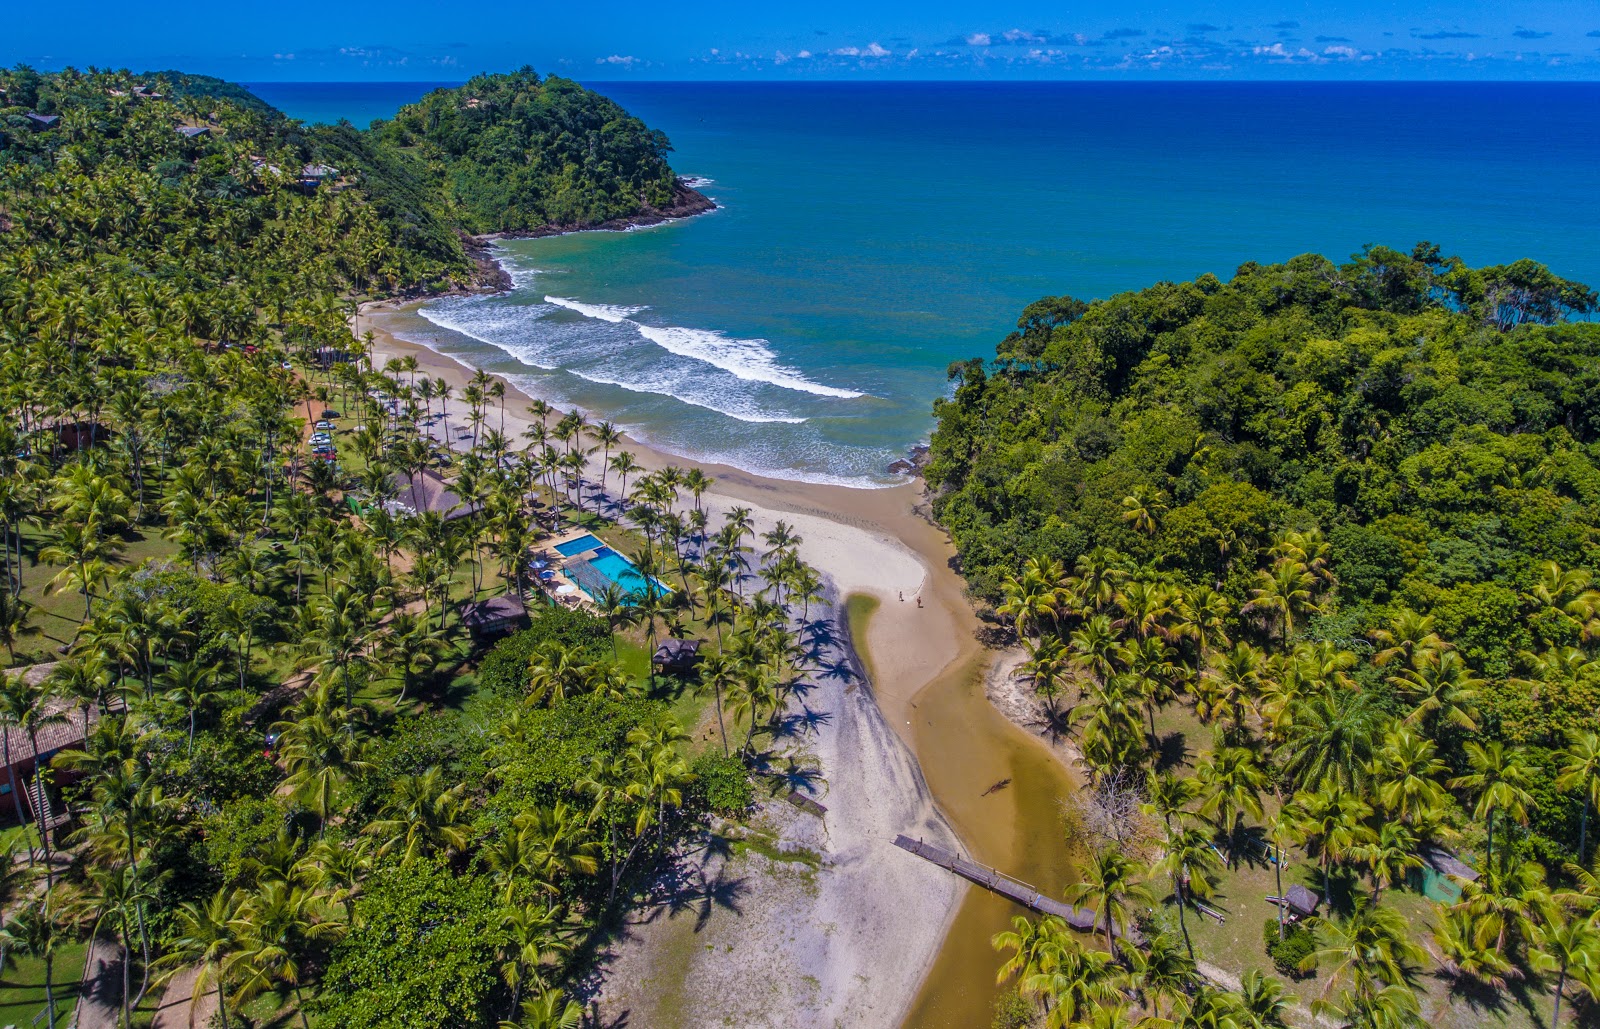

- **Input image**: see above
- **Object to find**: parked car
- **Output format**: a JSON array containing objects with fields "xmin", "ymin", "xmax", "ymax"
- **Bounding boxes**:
[{"xmin": 314, "ymin": 420, "xmax": 335, "ymax": 430}]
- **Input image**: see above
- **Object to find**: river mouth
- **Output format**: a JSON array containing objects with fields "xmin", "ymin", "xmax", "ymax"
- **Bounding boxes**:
[{"xmin": 850, "ymin": 611, "xmax": 1083, "ymax": 1028}]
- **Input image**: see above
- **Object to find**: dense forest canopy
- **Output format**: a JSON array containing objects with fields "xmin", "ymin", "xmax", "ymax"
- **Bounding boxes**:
[
  {"xmin": 373, "ymin": 68, "xmax": 683, "ymax": 234},
  {"xmin": 0, "ymin": 63, "xmax": 774, "ymax": 1029},
  {"xmin": 931, "ymin": 248, "xmax": 1600, "ymax": 1028},
  {"xmin": 0, "ymin": 64, "xmax": 696, "ymax": 294},
  {"xmin": 930, "ymin": 246, "xmax": 1600, "ymax": 675}
]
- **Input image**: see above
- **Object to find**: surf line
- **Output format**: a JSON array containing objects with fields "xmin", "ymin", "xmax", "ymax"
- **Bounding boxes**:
[{"xmin": 544, "ymin": 295, "xmax": 867, "ymax": 401}]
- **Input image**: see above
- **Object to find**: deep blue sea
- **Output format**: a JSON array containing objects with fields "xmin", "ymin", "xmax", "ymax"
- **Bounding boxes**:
[{"xmin": 247, "ymin": 81, "xmax": 1600, "ymax": 486}]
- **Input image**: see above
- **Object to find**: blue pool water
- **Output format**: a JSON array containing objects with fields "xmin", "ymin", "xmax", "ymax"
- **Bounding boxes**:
[
  {"xmin": 554, "ymin": 534, "xmax": 603, "ymax": 557},
  {"xmin": 588, "ymin": 547, "xmax": 666, "ymax": 599}
]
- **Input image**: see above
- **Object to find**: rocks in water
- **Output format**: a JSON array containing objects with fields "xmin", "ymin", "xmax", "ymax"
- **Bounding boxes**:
[{"xmin": 887, "ymin": 444, "xmax": 931, "ymax": 476}]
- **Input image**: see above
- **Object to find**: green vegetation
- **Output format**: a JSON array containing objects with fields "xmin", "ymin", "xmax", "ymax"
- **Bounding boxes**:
[
  {"xmin": 937, "ymin": 246, "xmax": 1600, "ymax": 1029},
  {"xmin": 0, "ymin": 64, "xmax": 806, "ymax": 1029},
  {"xmin": 374, "ymin": 69, "xmax": 687, "ymax": 233}
]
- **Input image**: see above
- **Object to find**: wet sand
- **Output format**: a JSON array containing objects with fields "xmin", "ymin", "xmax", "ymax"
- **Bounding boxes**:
[{"xmin": 358, "ymin": 302, "xmax": 1079, "ymax": 1026}]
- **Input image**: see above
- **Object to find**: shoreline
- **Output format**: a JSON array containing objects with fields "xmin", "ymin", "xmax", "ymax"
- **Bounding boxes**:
[{"xmin": 357, "ymin": 302, "xmax": 977, "ymax": 1027}]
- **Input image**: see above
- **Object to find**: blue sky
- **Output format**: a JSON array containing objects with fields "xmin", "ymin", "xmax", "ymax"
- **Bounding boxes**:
[{"xmin": 10, "ymin": 0, "xmax": 1600, "ymax": 80}]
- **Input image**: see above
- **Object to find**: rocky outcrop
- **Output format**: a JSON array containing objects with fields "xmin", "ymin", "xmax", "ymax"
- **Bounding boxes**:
[{"xmin": 482, "ymin": 179, "xmax": 718, "ymax": 242}]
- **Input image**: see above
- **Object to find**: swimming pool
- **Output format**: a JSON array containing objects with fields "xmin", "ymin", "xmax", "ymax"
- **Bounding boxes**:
[
  {"xmin": 554, "ymin": 534, "xmax": 603, "ymax": 557},
  {"xmin": 568, "ymin": 545, "xmax": 671, "ymax": 600}
]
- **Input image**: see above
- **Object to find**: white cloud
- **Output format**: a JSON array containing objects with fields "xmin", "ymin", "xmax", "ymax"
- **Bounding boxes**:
[
  {"xmin": 597, "ymin": 54, "xmax": 637, "ymax": 65},
  {"xmin": 966, "ymin": 32, "xmax": 992, "ymax": 46},
  {"xmin": 1004, "ymin": 29, "xmax": 1044, "ymax": 43},
  {"xmin": 774, "ymin": 50, "xmax": 790, "ymax": 64},
  {"xmin": 1322, "ymin": 44, "xmax": 1360, "ymax": 58},
  {"xmin": 832, "ymin": 42, "xmax": 892, "ymax": 57},
  {"xmin": 797, "ymin": 49, "xmax": 812, "ymax": 58}
]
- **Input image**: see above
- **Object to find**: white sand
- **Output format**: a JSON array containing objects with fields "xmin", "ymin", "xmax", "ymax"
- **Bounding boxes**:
[{"xmin": 361, "ymin": 307, "xmax": 969, "ymax": 1028}]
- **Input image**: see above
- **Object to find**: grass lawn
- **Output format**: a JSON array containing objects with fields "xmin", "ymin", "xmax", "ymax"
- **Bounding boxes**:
[
  {"xmin": 844, "ymin": 594, "xmax": 879, "ymax": 685},
  {"xmin": 8, "ymin": 520, "xmax": 184, "ymax": 669},
  {"xmin": 0, "ymin": 939, "xmax": 88, "ymax": 1029}
]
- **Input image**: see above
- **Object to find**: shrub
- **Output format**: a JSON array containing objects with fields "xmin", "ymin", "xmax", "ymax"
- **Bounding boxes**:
[
  {"xmin": 476, "ymin": 606, "xmax": 611, "ymax": 698},
  {"xmin": 318, "ymin": 858, "xmax": 504, "ymax": 1029},
  {"xmin": 692, "ymin": 753, "xmax": 755, "ymax": 814},
  {"xmin": 1263, "ymin": 916, "xmax": 1318, "ymax": 978},
  {"xmin": 992, "ymin": 988, "xmax": 1037, "ymax": 1029}
]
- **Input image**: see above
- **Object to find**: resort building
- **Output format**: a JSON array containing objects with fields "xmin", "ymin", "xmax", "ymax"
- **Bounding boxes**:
[
  {"xmin": 388, "ymin": 469, "xmax": 482, "ymax": 521},
  {"xmin": 460, "ymin": 595, "xmax": 530, "ymax": 641}
]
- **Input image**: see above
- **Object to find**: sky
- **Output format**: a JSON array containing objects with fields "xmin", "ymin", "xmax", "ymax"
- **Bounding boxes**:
[{"xmin": 9, "ymin": 0, "xmax": 1600, "ymax": 81}]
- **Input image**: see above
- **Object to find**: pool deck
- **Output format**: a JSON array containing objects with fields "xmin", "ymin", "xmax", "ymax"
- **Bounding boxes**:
[{"xmin": 534, "ymin": 528, "xmax": 605, "ymax": 611}]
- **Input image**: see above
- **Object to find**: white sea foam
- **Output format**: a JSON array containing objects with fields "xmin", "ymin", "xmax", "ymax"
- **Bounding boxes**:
[
  {"xmin": 565, "ymin": 368, "xmax": 807, "ymax": 425},
  {"xmin": 417, "ymin": 303, "xmax": 559, "ymax": 369},
  {"xmin": 544, "ymin": 296, "xmax": 646, "ymax": 324},
  {"xmin": 634, "ymin": 325, "xmax": 863, "ymax": 399},
  {"xmin": 546, "ymin": 296, "xmax": 864, "ymax": 400}
]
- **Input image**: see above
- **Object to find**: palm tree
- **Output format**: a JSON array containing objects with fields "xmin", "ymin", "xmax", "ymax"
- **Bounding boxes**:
[
  {"xmin": 275, "ymin": 707, "xmax": 373, "ymax": 835},
  {"xmin": 607, "ymin": 451, "xmax": 641, "ymax": 509},
  {"xmin": 1242, "ymin": 560, "xmax": 1318, "ymax": 643},
  {"xmin": 593, "ymin": 584, "xmax": 637, "ymax": 662},
  {"xmin": 1119, "ymin": 487, "xmax": 1166, "ymax": 536},
  {"xmin": 2, "ymin": 899, "xmax": 64, "ymax": 1028},
  {"xmin": 0, "ymin": 588, "xmax": 35, "ymax": 661},
  {"xmin": 1350, "ymin": 821, "xmax": 1421, "ymax": 902},
  {"xmin": 380, "ymin": 610, "xmax": 448, "ymax": 704},
  {"xmin": 1066, "ymin": 846, "xmax": 1155, "ymax": 950},
  {"xmin": 1196, "ymin": 739, "xmax": 1267, "ymax": 862},
  {"xmin": 497, "ymin": 901, "xmax": 569, "ymax": 1017},
  {"xmin": 502, "ymin": 986, "xmax": 584, "ymax": 1029},
  {"xmin": 1306, "ymin": 901, "xmax": 1426, "ymax": 994},
  {"xmin": 1372, "ymin": 727, "xmax": 1448, "ymax": 826},
  {"xmin": 369, "ymin": 766, "xmax": 470, "ymax": 863},
  {"xmin": 1537, "ymin": 915, "xmax": 1600, "ymax": 1029},
  {"xmin": 1449, "ymin": 740, "xmax": 1535, "ymax": 875},
  {"xmin": 1390, "ymin": 648, "xmax": 1481, "ymax": 733},
  {"xmin": 161, "ymin": 657, "xmax": 222, "ymax": 754},
  {"xmin": 226, "ymin": 880, "xmax": 333, "ymax": 1029},
  {"xmin": 1236, "ymin": 969, "xmax": 1293, "ymax": 1029},
  {"xmin": 1286, "ymin": 780, "xmax": 1374, "ymax": 872},
  {"xmin": 1151, "ymin": 821, "xmax": 1222, "ymax": 958},
  {"xmin": 1558, "ymin": 731, "xmax": 1600, "ymax": 865},
  {"xmin": 154, "ymin": 888, "xmax": 243, "ymax": 1029},
  {"xmin": 1, "ymin": 674, "xmax": 65, "ymax": 881}
]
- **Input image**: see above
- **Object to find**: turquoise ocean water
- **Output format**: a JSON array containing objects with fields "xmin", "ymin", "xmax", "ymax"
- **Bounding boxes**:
[{"xmin": 250, "ymin": 81, "xmax": 1600, "ymax": 487}]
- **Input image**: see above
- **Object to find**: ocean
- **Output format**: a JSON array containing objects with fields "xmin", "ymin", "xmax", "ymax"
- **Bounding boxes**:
[{"xmin": 248, "ymin": 81, "xmax": 1600, "ymax": 487}]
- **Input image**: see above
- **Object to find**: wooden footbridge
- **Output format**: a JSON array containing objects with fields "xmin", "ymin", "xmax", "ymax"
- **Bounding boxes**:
[{"xmin": 893, "ymin": 834, "xmax": 1126, "ymax": 938}]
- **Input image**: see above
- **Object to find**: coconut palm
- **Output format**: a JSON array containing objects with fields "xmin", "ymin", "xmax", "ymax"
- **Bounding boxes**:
[
  {"xmin": 1306, "ymin": 901, "xmax": 1426, "ymax": 995},
  {"xmin": 497, "ymin": 901, "xmax": 570, "ymax": 1017},
  {"xmin": 1389, "ymin": 648, "xmax": 1481, "ymax": 733},
  {"xmin": 1151, "ymin": 821, "xmax": 1223, "ymax": 958},
  {"xmin": 1066, "ymin": 846, "xmax": 1155, "ymax": 950},
  {"xmin": 155, "ymin": 888, "xmax": 244, "ymax": 1029},
  {"xmin": 226, "ymin": 879, "xmax": 335, "ymax": 1029},
  {"xmin": 274, "ymin": 706, "xmax": 373, "ymax": 834},
  {"xmin": 1536, "ymin": 915, "xmax": 1600, "ymax": 1029},
  {"xmin": 369, "ymin": 766, "xmax": 470, "ymax": 864},
  {"xmin": 1371, "ymin": 727, "xmax": 1448, "ymax": 826},
  {"xmin": 1242, "ymin": 560, "xmax": 1319, "ymax": 643},
  {"xmin": 1449, "ymin": 740, "xmax": 1535, "ymax": 875},
  {"xmin": 2, "ymin": 899, "xmax": 65, "ymax": 1028},
  {"xmin": 1195, "ymin": 738, "xmax": 1267, "ymax": 862},
  {"xmin": 1558, "ymin": 731, "xmax": 1600, "ymax": 864}
]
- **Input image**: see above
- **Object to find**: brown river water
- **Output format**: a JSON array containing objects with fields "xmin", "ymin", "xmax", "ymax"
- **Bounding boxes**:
[{"xmin": 881, "ymin": 645, "xmax": 1082, "ymax": 1027}]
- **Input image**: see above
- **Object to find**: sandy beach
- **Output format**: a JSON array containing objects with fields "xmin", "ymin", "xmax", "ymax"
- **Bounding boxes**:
[{"xmin": 359, "ymin": 301, "xmax": 982, "ymax": 1027}]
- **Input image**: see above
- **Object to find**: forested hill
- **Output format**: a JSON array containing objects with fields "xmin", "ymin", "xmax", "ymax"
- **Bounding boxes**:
[
  {"xmin": 928, "ymin": 246, "xmax": 1600, "ymax": 682},
  {"xmin": 0, "ymin": 66, "xmax": 708, "ymax": 292},
  {"xmin": 372, "ymin": 69, "xmax": 711, "ymax": 234}
]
